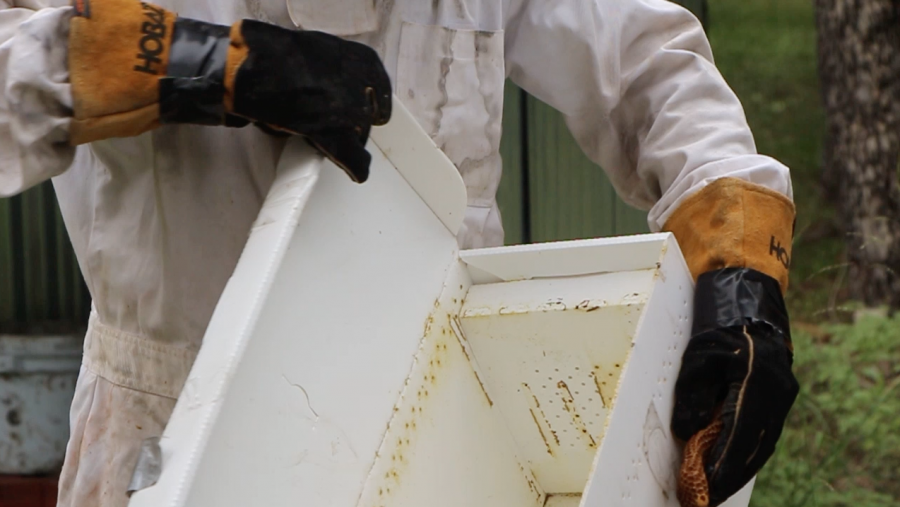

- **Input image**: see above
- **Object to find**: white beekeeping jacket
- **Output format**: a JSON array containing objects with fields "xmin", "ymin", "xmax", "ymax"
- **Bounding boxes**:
[{"xmin": 0, "ymin": 0, "xmax": 792, "ymax": 428}]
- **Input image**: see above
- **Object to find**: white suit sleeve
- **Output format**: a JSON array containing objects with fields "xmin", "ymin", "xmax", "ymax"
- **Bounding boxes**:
[
  {"xmin": 0, "ymin": 1, "xmax": 75, "ymax": 197},
  {"xmin": 503, "ymin": 0, "xmax": 793, "ymax": 231}
]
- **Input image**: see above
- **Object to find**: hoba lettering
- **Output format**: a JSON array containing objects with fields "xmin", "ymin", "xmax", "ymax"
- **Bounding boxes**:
[
  {"xmin": 769, "ymin": 236, "xmax": 790, "ymax": 268},
  {"xmin": 134, "ymin": 3, "xmax": 167, "ymax": 75},
  {"xmin": 74, "ymin": 0, "xmax": 91, "ymax": 18}
]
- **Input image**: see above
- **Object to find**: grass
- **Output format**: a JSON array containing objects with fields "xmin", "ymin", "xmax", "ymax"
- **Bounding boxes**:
[
  {"xmin": 751, "ymin": 318, "xmax": 900, "ymax": 507},
  {"xmin": 705, "ymin": 0, "xmax": 900, "ymax": 505}
]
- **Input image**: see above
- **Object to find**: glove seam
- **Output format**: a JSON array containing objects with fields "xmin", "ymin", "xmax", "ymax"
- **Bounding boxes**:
[{"xmin": 709, "ymin": 327, "xmax": 754, "ymax": 482}]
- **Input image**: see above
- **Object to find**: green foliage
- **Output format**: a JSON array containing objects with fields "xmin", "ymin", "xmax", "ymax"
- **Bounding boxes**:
[{"xmin": 751, "ymin": 318, "xmax": 900, "ymax": 507}]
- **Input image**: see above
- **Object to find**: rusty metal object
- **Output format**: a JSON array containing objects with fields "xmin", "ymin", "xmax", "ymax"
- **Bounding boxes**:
[
  {"xmin": 0, "ymin": 334, "xmax": 81, "ymax": 474},
  {"xmin": 677, "ymin": 417, "xmax": 724, "ymax": 507}
]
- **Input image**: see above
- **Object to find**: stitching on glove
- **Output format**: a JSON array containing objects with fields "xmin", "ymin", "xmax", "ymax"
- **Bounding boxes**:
[{"xmin": 710, "ymin": 326, "xmax": 755, "ymax": 478}]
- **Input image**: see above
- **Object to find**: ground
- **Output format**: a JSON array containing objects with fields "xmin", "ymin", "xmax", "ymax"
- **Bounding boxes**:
[{"xmin": 706, "ymin": 0, "xmax": 900, "ymax": 505}]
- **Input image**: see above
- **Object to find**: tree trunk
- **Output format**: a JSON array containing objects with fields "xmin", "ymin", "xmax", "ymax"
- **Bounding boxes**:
[{"xmin": 814, "ymin": 0, "xmax": 900, "ymax": 308}]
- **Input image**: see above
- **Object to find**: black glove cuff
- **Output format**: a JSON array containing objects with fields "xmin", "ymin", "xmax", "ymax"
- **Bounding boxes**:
[
  {"xmin": 159, "ymin": 18, "xmax": 230, "ymax": 125},
  {"xmin": 692, "ymin": 268, "xmax": 791, "ymax": 345}
]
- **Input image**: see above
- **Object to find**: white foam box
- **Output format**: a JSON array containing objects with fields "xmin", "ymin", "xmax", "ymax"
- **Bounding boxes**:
[{"xmin": 129, "ymin": 99, "xmax": 754, "ymax": 507}]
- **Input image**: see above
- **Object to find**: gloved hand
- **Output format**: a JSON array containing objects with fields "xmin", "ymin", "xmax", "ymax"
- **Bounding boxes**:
[
  {"xmin": 67, "ymin": 0, "xmax": 392, "ymax": 182},
  {"xmin": 662, "ymin": 178, "xmax": 799, "ymax": 507},
  {"xmin": 672, "ymin": 269, "xmax": 798, "ymax": 507}
]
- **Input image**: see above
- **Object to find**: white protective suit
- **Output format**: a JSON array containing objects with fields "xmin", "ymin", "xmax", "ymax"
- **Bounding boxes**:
[{"xmin": 0, "ymin": 0, "xmax": 793, "ymax": 505}]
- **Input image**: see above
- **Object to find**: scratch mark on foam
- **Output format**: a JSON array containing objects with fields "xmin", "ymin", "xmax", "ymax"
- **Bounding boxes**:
[{"xmin": 282, "ymin": 374, "xmax": 320, "ymax": 420}]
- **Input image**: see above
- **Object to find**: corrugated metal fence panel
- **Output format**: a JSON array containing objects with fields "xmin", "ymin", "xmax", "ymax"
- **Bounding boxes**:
[
  {"xmin": 22, "ymin": 185, "xmax": 51, "ymax": 323},
  {"xmin": 526, "ymin": 95, "xmax": 623, "ymax": 242},
  {"xmin": 0, "ymin": 183, "xmax": 90, "ymax": 334},
  {"xmin": 0, "ymin": 197, "xmax": 14, "ymax": 324},
  {"xmin": 497, "ymin": 81, "xmax": 525, "ymax": 246}
]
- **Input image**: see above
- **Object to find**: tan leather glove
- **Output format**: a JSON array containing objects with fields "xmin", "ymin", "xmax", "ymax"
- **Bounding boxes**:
[
  {"xmin": 68, "ymin": 0, "xmax": 392, "ymax": 182},
  {"xmin": 663, "ymin": 178, "xmax": 798, "ymax": 507},
  {"xmin": 663, "ymin": 178, "xmax": 795, "ymax": 291}
]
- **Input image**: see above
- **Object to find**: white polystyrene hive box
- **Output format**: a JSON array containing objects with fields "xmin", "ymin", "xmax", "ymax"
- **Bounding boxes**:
[{"xmin": 128, "ymin": 99, "xmax": 754, "ymax": 507}]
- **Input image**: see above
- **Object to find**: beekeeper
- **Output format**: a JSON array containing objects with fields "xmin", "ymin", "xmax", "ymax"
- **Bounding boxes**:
[{"xmin": 0, "ymin": 1, "xmax": 798, "ymax": 506}]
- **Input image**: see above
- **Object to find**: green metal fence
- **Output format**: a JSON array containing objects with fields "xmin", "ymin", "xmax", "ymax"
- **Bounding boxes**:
[
  {"xmin": 0, "ymin": 0, "xmax": 706, "ymax": 332},
  {"xmin": 0, "ymin": 184, "xmax": 90, "ymax": 334}
]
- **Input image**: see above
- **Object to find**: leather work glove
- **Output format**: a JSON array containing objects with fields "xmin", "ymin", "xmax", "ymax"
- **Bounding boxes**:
[
  {"xmin": 662, "ymin": 178, "xmax": 800, "ymax": 507},
  {"xmin": 67, "ymin": 0, "xmax": 392, "ymax": 182}
]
